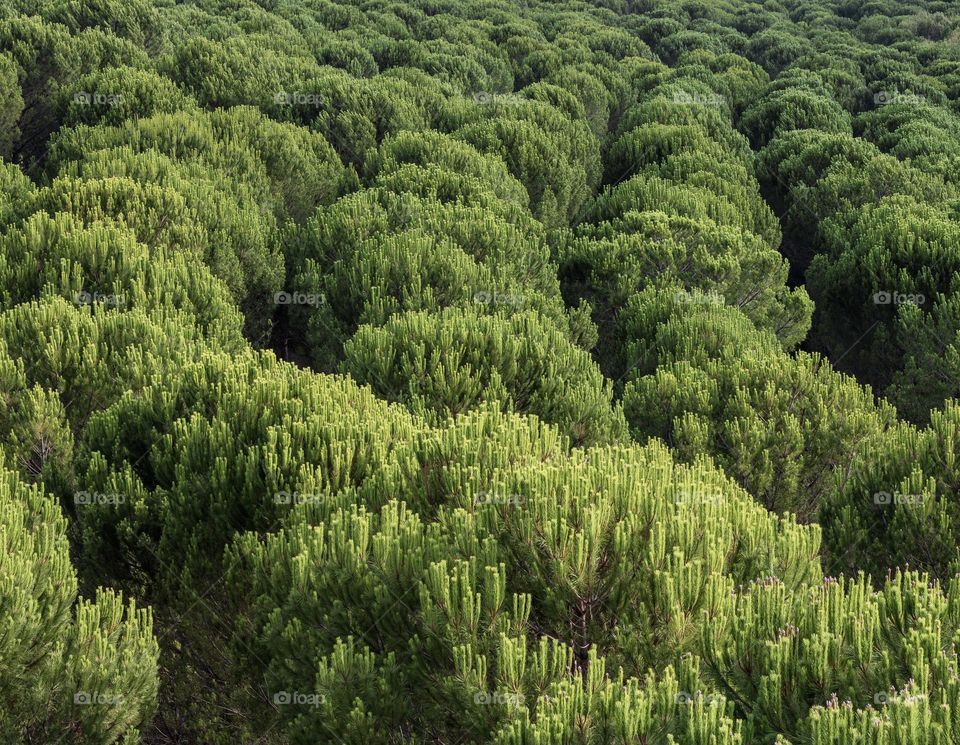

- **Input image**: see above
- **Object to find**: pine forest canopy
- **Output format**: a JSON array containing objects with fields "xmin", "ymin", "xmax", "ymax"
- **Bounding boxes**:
[{"xmin": 3, "ymin": 0, "xmax": 960, "ymax": 742}]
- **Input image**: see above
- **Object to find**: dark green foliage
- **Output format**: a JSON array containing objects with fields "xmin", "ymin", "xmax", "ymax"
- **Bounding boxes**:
[
  {"xmin": 741, "ymin": 81, "xmax": 852, "ymax": 147},
  {"xmin": 0, "ymin": 52, "xmax": 22, "ymax": 157},
  {"xmin": 341, "ymin": 307, "xmax": 626, "ymax": 447},
  {"xmin": 618, "ymin": 288, "xmax": 895, "ymax": 520},
  {"xmin": 75, "ymin": 349, "xmax": 421, "ymax": 593},
  {"xmin": 821, "ymin": 402, "xmax": 960, "ymax": 581},
  {"xmin": 4, "ymin": 0, "xmax": 960, "ymax": 743}
]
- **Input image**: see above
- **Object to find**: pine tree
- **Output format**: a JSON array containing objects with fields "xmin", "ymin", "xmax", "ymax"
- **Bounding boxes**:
[{"xmin": 0, "ymin": 459, "xmax": 158, "ymax": 744}]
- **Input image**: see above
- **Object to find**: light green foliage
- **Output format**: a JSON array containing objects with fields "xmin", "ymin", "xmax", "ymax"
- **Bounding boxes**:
[
  {"xmin": 74, "ymin": 349, "xmax": 422, "ymax": 593},
  {"xmin": 341, "ymin": 307, "xmax": 626, "ymax": 447},
  {"xmin": 0, "ymin": 211, "xmax": 245, "ymax": 345},
  {"xmin": 0, "ymin": 462, "xmax": 158, "ymax": 744},
  {"xmin": 0, "ymin": 160, "xmax": 34, "ymax": 226},
  {"xmin": 703, "ymin": 571, "xmax": 960, "ymax": 743},
  {"xmin": 61, "ymin": 66, "xmax": 194, "ymax": 128},
  {"xmin": 224, "ymin": 412, "xmax": 819, "ymax": 743},
  {"xmin": 3, "ymin": 0, "xmax": 960, "ymax": 743}
]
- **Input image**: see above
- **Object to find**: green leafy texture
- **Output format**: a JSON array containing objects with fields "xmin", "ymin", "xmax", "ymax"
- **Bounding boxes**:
[
  {"xmin": 452, "ymin": 93, "xmax": 601, "ymax": 228},
  {"xmin": 702, "ymin": 572, "xmax": 960, "ymax": 743},
  {"xmin": 60, "ymin": 66, "xmax": 195, "ymax": 128},
  {"xmin": 821, "ymin": 401, "xmax": 960, "ymax": 582},
  {"xmin": 341, "ymin": 307, "xmax": 626, "ymax": 447},
  {"xmin": 889, "ymin": 296, "xmax": 960, "ymax": 422},
  {"xmin": 3, "ymin": 0, "xmax": 960, "ymax": 741},
  {"xmin": 74, "ymin": 349, "xmax": 422, "ymax": 593},
  {"xmin": 0, "ymin": 51, "xmax": 22, "ymax": 158},
  {"xmin": 0, "ymin": 211, "xmax": 245, "ymax": 346},
  {"xmin": 562, "ymin": 75, "xmax": 810, "ymax": 354},
  {"xmin": 287, "ymin": 182, "xmax": 589, "ymax": 369},
  {"xmin": 223, "ymin": 415, "xmax": 819, "ymax": 743},
  {"xmin": 0, "ymin": 461, "xmax": 158, "ymax": 744},
  {"xmin": 807, "ymin": 195, "xmax": 960, "ymax": 399},
  {"xmin": 619, "ymin": 288, "xmax": 895, "ymax": 521}
]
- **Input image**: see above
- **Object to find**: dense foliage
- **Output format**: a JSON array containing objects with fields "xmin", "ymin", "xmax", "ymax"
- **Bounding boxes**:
[{"xmin": 2, "ymin": 0, "xmax": 960, "ymax": 742}]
